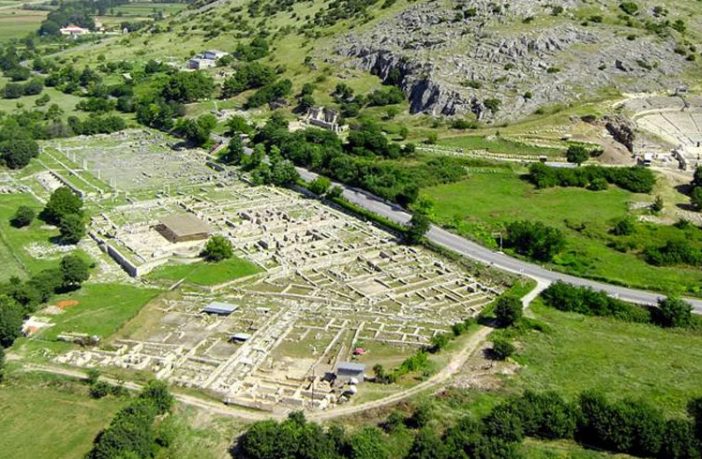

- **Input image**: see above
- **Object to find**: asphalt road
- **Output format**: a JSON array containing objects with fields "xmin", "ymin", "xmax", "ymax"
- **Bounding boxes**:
[{"xmin": 297, "ymin": 167, "xmax": 702, "ymax": 313}]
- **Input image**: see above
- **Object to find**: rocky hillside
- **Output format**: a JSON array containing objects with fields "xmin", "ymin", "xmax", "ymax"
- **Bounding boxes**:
[{"xmin": 331, "ymin": 0, "xmax": 701, "ymax": 121}]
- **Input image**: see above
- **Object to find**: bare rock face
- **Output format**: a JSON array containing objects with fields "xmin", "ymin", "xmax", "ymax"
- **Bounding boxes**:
[
  {"xmin": 333, "ymin": 0, "xmax": 692, "ymax": 121},
  {"xmin": 604, "ymin": 115, "xmax": 636, "ymax": 152}
]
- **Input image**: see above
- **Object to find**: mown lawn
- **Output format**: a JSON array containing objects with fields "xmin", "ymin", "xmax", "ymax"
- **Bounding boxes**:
[
  {"xmin": 0, "ymin": 371, "xmax": 127, "ymax": 459},
  {"xmin": 509, "ymin": 301, "xmax": 702, "ymax": 417},
  {"xmin": 421, "ymin": 169, "xmax": 702, "ymax": 294},
  {"xmin": 147, "ymin": 257, "xmax": 261, "ymax": 286}
]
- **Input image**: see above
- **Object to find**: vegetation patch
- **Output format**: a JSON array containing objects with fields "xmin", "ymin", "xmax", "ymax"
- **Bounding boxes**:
[
  {"xmin": 508, "ymin": 301, "xmax": 702, "ymax": 416},
  {"xmin": 147, "ymin": 257, "xmax": 261, "ymax": 286},
  {"xmin": 0, "ymin": 371, "xmax": 128, "ymax": 459}
]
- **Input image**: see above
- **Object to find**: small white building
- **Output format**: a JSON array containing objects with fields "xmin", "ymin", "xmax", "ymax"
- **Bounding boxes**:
[
  {"xmin": 204, "ymin": 50, "xmax": 228, "ymax": 60},
  {"xmin": 188, "ymin": 57, "xmax": 217, "ymax": 70},
  {"xmin": 60, "ymin": 25, "xmax": 90, "ymax": 38}
]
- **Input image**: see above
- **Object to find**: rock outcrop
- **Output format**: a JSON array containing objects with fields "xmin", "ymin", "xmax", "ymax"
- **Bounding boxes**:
[{"xmin": 332, "ymin": 0, "xmax": 692, "ymax": 121}]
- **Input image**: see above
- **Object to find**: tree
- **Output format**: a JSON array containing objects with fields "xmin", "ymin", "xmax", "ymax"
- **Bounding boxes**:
[
  {"xmin": 269, "ymin": 159, "xmax": 299, "ymax": 187},
  {"xmin": 1, "ymin": 138, "xmax": 39, "ymax": 169},
  {"xmin": 566, "ymin": 145, "xmax": 590, "ymax": 165},
  {"xmin": 161, "ymin": 71, "xmax": 214, "ymax": 103},
  {"xmin": 139, "ymin": 380, "xmax": 174, "ymax": 415},
  {"xmin": 223, "ymin": 136, "xmax": 245, "ymax": 164},
  {"xmin": 504, "ymin": 220, "xmax": 565, "ymax": 261},
  {"xmin": 176, "ymin": 114, "xmax": 216, "ymax": 146},
  {"xmin": 308, "ymin": 176, "xmax": 332, "ymax": 196},
  {"xmin": 226, "ymin": 115, "xmax": 253, "ymax": 136},
  {"xmin": 654, "ymin": 297, "xmax": 692, "ymax": 328},
  {"xmin": 41, "ymin": 187, "xmax": 83, "ymax": 225},
  {"xmin": 494, "ymin": 295, "xmax": 522, "ymax": 327},
  {"xmin": 405, "ymin": 211, "xmax": 431, "ymax": 245},
  {"xmin": 10, "ymin": 206, "xmax": 35, "ymax": 228},
  {"xmin": 0, "ymin": 295, "xmax": 23, "ymax": 347},
  {"xmin": 406, "ymin": 428, "xmax": 446, "ymax": 459},
  {"xmin": 483, "ymin": 403, "xmax": 524, "ymax": 442},
  {"xmin": 690, "ymin": 187, "xmax": 702, "ymax": 210},
  {"xmin": 659, "ymin": 419, "xmax": 699, "ymax": 459},
  {"xmin": 202, "ymin": 235, "xmax": 233, "ymax": 262},
  {"xmin": 59, "ymin": 254, "xmax": 89, "ymax": 289},
  {"xmin": 348, "ymin": 426, "xmax": 389, "ymax": 459},
  {"xmin": 58, "ymin": 213, "xmax": 86, "ymax": 244},
  {"xmin": 429, "ymin": 332, "xmax": 450, "ymax": 353},
  {"xmin": 490, "ymin": 338, "xmax": 515, "ymax": 360}
]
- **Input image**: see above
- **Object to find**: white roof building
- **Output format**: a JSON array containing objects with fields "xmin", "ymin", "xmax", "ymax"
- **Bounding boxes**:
[{"xmin": 60, "ymin": 25, "xmax": 90, "ymax": 37}]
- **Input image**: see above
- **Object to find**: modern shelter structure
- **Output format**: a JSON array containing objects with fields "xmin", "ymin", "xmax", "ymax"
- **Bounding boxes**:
[{"xmin": 156, "ymin": 213, "xmax": 212, "ymax": 243}]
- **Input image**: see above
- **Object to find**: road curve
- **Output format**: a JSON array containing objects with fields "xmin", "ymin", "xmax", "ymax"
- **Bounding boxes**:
[{"xmin": 296, "ymin": 167, "xmax": 702, "ymax": 313}]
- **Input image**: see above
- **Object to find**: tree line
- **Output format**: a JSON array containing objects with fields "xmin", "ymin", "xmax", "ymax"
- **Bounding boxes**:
[
  {"xmin": 232, "ymin": 390, "xmax": 702, "ymax": 459},
  {"xmin": 540, "ymin": 281, "xmax": 696, "ymax": 329},
  {"xmin": 528, "ymin": 162, "xmax": 656, "ymax": 193}
]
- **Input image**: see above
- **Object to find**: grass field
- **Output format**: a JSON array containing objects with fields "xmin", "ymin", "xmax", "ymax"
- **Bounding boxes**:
[
  {"xmin": 508, "ymin": 301, "xmax": 702, "ymax": 417},
  {"xmin": 421, "ymin": 169, "xmax": 702, "ymax": 294},
  {"xmin": 41, "ymin": 283, "xmax": 161, "ymax": 340},
  {"xmin": 0, "ymin": 193, "xmax": 64, "ymax": 281},
  {"xmin": 0, "ymin": 8, "xmax": 45, "ymax": 42},
  {"xmin": 14, "ymin": 283, "xmax": 160, "ymax": 361},
  {"xmin": 0, "ymin": 371, "xmax": 127, "ymax": 459},
  {"xmin": 0, "ymin": 85, "xmax": 85, "ymax": 120},
  {"xmin": 147, "ymin": 257, "xmax": 261, "ymax": 286},
  {"xmin": 436, "ymin": 135, "xmax": 564, "ymax": 157}
]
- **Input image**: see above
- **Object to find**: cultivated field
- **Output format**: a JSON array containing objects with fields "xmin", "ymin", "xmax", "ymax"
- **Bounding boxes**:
[{"xmin": 0, "ymin": 8, "xmax": 45, "ymax": 42}]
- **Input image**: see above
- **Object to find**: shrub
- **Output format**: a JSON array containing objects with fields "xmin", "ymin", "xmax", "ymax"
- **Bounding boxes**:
[
  {"xmin": 202, "ymin": 235, "xmax": 233, "ymax": 262},
  {"xmin": 540, "ymin": 281, "xmax": 651, "ymax": 323},
  {"xmin": 494, "ymin": 295, "xmax": 522, "ymax": 327},
  {"xmin": 10, "ymin": 206, "xmax": 35, "ymax": 228},
  {"xmin": 566, "ymin": 145, "xmax": 590, "ymax": 165},
  {"xmin": 653, "ymin": 297, "xmax": 692, "ymax": 328},
  {"xmin": 308, "ymin": 176, "xmax": 332, "ymax": 196},
  {"xmin": 504, "ymin": 220, "xmax": 565, "ymax": 261},
  {"xmin": 490, "ymin": 338, "xmax": 515, "ymax": 360},
  {"xmin": 58, "ymin": 214, "xmax": 86, "ymax": 244},
  {"xmin": 611, "ymin": 217, "xmax": 635, "ymax": 236}
]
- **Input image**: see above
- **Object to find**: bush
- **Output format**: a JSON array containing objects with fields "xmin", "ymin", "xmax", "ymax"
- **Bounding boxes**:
[
  {"xmin": 41, "ymin": 187, "xmax": 83, "ymax": 225},
  {"xmin": 509, "ymin": 391, "xmax": 578, "ymax": 439},
  {"xmin": 58, "ymin": 214, "xmax": 86, "ymax": 244},
  {"xmin": 404, "ymin": 211, "xmax": 431, "ymax": 245},
  {"xmin": 202, "ymin": 235, "xmax": 234, "ymax": 262},
  {"xmin": 566, "ymin": 145, "xmax": 590, "ymax": 165},
  {"xmin": 308, "ymin": 176, "xmax": 332, "ymax": 196},
  {"xmin": 653, "ymin": 297, "xmax": 692, "ymax": 328},
  {"xmin": 494, "ymin": 296, "xmax": 523, "ymax": 327},
  {"xmin": 540, "ymin": 281, "xmax": 651, "ymax": 323},
  {"xmin": 644, "ymin": 239, "xmax": 701, "ymax": 267},
  {"xmin": 611, "ymin": 217, "xmax": 635, "ymax": 236},
  {"xmin": 490, "ymin": 338, "xmax": 515, "ymax": 360},
  {"xmin": 504, "ymin": 220, "xmax": 565, "ymax": 261},
  {"xmin": 528, "ymin": 163, "xmax": 656, "ymax": 193},
  {"xmin": 10, "ymin": 206, "xmax": 35, "ymax": 228},
  {"xmin": 60, "ymin": 254, "xmax": 89, "ymax": 289},
  {"xmin": 89, "ymin": 381, "xmax": 112, "ymax": 399},
  {"xmin": 0, "ymin": 295, "xmax": 24, "ymax": 347}
]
